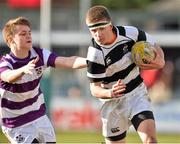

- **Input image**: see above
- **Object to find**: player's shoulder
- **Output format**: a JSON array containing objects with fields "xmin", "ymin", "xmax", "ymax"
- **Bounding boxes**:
[
  {"xmin": 116, "ymin": 25, "xmax": 139, "ymax": 32},
  {"xmin": 116, "ymin": 25, "xmax": 139, "ymax": 38},
  {"xmin": 32, "ymin": 46, "xmax": 49, "ymax": 55},
  {"xmin": 0, "ymin": 56, "xmax": 5, "ymax": 64},
  {"xmin": 116, "ymin": 25, "xmax": 146, "ymax": 42},
  {"xmin": 0, "ymin": 54, "xmax": 12, "ymax": 63}
]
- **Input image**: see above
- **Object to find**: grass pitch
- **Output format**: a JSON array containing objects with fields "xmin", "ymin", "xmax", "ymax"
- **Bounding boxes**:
[{"xmin": 0, "ymin": 130, "xmax": 180, "ymax": 143}]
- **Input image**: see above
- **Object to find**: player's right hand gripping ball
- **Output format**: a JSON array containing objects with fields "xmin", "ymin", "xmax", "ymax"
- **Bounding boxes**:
[{"xmin": 131, "ymin": 41, "xmax": 156, "ymax": 65}]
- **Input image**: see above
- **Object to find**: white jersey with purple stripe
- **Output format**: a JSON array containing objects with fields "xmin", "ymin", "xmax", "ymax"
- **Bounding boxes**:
[{"xmin": 0, "ymin": 47, "xmax": 58, "ymax": 128}]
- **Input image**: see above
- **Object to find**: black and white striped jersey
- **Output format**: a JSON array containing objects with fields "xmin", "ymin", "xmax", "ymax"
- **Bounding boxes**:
[{"xmin": 87, "ymin": 26, "xmax": 155, "ymax": 95}]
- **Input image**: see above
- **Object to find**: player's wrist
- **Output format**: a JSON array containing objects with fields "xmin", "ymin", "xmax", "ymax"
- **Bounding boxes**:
[{"xmin": 109, "ymin": 89, "xmax": 114, "ymax": 98}]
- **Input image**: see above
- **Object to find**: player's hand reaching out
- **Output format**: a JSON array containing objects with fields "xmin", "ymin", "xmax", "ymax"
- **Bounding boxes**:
[{"xmin": 110, "ymin": 79, "xmax": 126, "ymax": 98}]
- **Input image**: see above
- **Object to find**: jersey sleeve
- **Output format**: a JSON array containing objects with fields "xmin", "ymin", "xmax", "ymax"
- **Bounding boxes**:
[
  {"xmin": 42, "ymin": 48, "xmax": 58, "ymax": 67},
  {"xmin": 86, "ymin": 46, "xmax": 106, "ymax": 82},
  {"xmin": 0, "ymin": 57, "xmax": 13, "ymax": 74},
  {"xmin": 124, "ymin": 26, "xmax": 156, "ymax": 45}
]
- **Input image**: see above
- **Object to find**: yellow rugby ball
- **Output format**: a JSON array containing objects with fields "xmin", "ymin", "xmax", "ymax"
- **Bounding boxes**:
[{"xmin": 131, "ymin": 41, "xmax": 156, "ymax": 65}]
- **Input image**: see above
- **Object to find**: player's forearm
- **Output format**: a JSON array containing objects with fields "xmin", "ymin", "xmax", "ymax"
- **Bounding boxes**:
[
  {"xmin": 151, "ymin": 45, "xmax": 165, "ymax": 68},
  {"xmin": 90, "ymin": 83, "xmax": 111, "ymax": 99},
  {"xmin": 1, "ymin": 68, "xmax": 24, "ymax": 83},
  {"xmin": 155, "ymin": 47, "xmax": 165, "ymax": 68},
  {"xmin": 139, "ymin": 61, "xmax": 165, "ymax": 70},
  {"xmin": 72, "ymin": 56, "xmax": 87, "ymax": 69},
  {"xmin": 55, "ymin": 56, "xmax": 87, "ymax": 69}
]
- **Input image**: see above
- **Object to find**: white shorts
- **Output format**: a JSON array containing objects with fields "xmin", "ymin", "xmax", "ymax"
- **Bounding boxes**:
[
  {"xmin": 1, "ymin": 115, "xmax": 56, "ymax": 143},
  {"xmin": 100, "ymin": 83, "xmax": 153, "ymax": 138}
]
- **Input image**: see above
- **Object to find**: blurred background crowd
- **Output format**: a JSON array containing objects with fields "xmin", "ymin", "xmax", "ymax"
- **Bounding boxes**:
[{"xmin": 0, "ymin": 0, "xmax": 180, "ymax": 136}]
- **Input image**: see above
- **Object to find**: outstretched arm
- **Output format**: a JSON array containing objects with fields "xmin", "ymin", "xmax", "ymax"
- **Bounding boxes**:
[{"xmin": 54, "ymin": 56, "xmax": 87, "ymax": 69}]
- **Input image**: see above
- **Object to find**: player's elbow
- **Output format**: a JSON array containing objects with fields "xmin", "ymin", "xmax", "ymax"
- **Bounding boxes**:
[
  {"xmin": 159, "ymin": 59, "xmax": 165, "ymax": 69},
  {"xmin": 90, "ymin": 86, "xmax": 99, "ymax": 98}
]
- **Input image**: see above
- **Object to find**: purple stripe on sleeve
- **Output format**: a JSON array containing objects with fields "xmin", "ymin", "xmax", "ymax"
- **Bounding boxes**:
[
  {"xmin": 1, "ymin": 56, "xmax": 14, "ymax": 66},
  {"xmin": 47, "ymin": 53, "xmax": 58, "ymax": 67},
  {"xmin": 0, "ymin": 66, "xmax": 9, "ymax": 73},
  {"xmin": 2, "ymin": 103, "xmax": 46, "ymax": 128},
  {"xmin": 1, "ymin": 89, "xmax": 42, "ymax": 109},
  {"xmin": 0, "ymin": 76, "xmax": 42, "ymax": 93}
]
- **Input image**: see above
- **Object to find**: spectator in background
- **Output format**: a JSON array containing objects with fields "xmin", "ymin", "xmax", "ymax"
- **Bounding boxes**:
[
  {"xmin": 0, "ymin": 17, "xmax": 86, "ymax": 143},
  {"xmin": 85, "ymin": 5, "xmax": 165, "ymax": 144}
]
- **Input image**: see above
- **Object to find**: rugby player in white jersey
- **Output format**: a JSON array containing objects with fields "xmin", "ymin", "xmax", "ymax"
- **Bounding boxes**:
[
  {"xmin": 86, "ymin": 5, "xmax": 165, "ymax": 144},
  {"xmin": 0, "ymin": 17, "xmax": 86, "ymax": 143}
]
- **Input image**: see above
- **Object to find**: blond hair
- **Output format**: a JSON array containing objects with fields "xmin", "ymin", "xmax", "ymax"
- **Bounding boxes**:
[
  {"xmin": 86, "ymin": 5, "xmax": 111, "ymax": 24},
  {"xmin": 2, "ymin": 17, "xmax": 31, "ymax": 46}
]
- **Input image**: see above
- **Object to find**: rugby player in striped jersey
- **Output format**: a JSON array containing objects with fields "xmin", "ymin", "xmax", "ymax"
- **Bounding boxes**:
[
  {"xmin": 86, "ymin": 5, "xmax": 165, "ymax": 144},
  {"xmin": 0, "ymin": 17, "xmax": 86, "ymax": 143}
]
